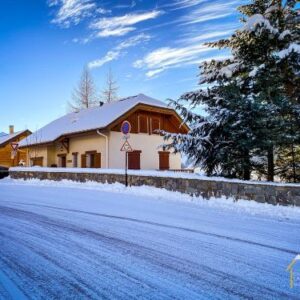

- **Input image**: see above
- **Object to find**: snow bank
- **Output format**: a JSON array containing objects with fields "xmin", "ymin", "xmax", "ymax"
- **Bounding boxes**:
[
  {"xmin": 2, "ymin": 177, "xmax": 300, "ymax": 221},
  {"xmin": 9, "ymin": 166, "xmax": 300, "ymax": 187}
]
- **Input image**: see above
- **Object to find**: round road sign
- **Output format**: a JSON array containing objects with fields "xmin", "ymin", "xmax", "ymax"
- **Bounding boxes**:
[{"xmin": 121, "ymin": 120, "xmax": 131, "ymax": 135}]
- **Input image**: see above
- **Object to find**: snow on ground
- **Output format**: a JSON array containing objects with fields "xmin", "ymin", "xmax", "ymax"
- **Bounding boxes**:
[
  {"xmin": 0, "ymin": 178, "xmax": 299, "ymax": 299},
  {"xmin": 3, "ymin": 177, "xmax": 300, "ymax": 221}
]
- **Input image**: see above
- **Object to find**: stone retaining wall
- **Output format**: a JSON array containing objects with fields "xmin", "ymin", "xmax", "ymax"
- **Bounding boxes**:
[{"xmin": 9, "ymin": 170, "xmax": 300, "ymax": 207}]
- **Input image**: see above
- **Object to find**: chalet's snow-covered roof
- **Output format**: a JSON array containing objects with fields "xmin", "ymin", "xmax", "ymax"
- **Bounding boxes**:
[
  {"xmin": 20, "ymin": 94, "xmax": 169, "ymax": 147},
  {"xmin": 0, "ymin": 130, "xmax": 28, "ymax": 147}
]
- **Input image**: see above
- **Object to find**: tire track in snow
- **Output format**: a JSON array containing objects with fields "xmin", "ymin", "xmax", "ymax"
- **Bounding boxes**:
[
  {"xmin": 3, "ymin": 202, "xmax": 298, "ymax": 256},
  {"xmin": 0, "ymin": 205, "xmax": 296, "ymax": 299},
  {"xmin": 0, "ymin": 268, "xmax": 27, "ymax": 300},
  {"xmin": 0, "ymin": 207, "xmax": 205, "ymax": 299},
  {"xmin": 0, "ymin": 227, "xmax": 161, "ymax": 300}
]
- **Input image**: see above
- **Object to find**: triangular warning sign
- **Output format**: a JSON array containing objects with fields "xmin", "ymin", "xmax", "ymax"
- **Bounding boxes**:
[
  {"xmin": 120, "ymin": 140, "xmax": 133, "ymax": 152},
  {"xmin": 11, "ymin": 142, "xmax": 19, "ymax": 151}
]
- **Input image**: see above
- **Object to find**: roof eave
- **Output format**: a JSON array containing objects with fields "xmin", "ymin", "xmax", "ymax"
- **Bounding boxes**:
[
  {"xmin": 20, "ymin": 102, "xmax": 189, "ymax": 148},
  {"xmin": 0, "ymin": 130, "xmax": 31, "ymax": 148}
]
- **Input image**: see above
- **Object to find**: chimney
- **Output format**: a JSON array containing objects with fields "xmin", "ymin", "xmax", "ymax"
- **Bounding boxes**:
[{"xmin": 9, "ymin": 125, "xmax": 14, "ymax": 135}]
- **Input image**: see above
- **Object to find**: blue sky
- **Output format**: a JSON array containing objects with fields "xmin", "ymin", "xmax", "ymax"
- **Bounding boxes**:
[{"xmin": 0, "ymin": 0, "xmax": 244, "ymax": 132}]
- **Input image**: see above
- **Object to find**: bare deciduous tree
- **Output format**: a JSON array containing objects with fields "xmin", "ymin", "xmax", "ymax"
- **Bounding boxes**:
[
  {"xmin": 101, "ymin": 68, "xmax": 118, "ymax": 103},
  {"xmin": 68, "ymin": 67, "xmax": 97, "ymax": 112}
]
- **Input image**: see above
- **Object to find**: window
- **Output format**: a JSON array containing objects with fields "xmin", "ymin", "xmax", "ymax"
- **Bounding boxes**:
[
  {"xmin": 139, "ymin": 115, "xmax": 148, "ymax": 133},
  {"xmin": 58, "ymin": 155, "xmax": 66, "ymax": 168},
  {"xmin": 85, "ymin": 151, "xmax": 101, "ymax": 168},
  {"xmin": 72, "ymin": 153, "xmax": 78, "ymax": 168}
]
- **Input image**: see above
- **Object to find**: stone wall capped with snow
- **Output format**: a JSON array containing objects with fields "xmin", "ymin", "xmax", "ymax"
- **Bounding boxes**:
[{"xmin": 9, "ymin": 169, "xmax": 300, "ymax": 207}]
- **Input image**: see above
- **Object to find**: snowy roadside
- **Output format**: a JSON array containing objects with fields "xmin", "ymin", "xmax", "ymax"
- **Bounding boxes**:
[{"xmin": 1, "ymin": 177, "xmax": 300, "ymax": 221}]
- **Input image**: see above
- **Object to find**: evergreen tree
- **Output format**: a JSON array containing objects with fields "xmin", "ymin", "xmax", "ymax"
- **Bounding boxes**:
[
  {"xmin": 163, "ymin": 0, "xmax": 300, "ymax": 181},
  {"xmin": 276, "ymin": 144, "xmax": 300, "ymax": 182}
]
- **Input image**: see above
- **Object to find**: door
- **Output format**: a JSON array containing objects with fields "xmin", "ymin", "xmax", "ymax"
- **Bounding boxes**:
[
  {"xmin": 128, "ymin": 151, "xmax": 141, "ymax": 170},
  {"xmin": 72, "ymin": 153, "xmax": 78, "ymax": 168},
  {"xmin": 58, "ymin": 155, "xmax": 67, "ymax": 168},
  {"xmin": 159, "ymin": 151, "xmax": 170, "ymax": 170},
  {"xmin": 61, "ymin": 156, "xmax": 66, "ymax": 168}
]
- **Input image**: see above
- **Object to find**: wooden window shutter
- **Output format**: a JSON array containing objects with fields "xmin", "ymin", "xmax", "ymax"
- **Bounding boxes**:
[
  {"xmin": 81, "ymin": 154, "xmax": 86, "ymax": 168},
  {"xmin": 128, "ymin": 151, "xmax": 141, "ymax": 170},
  {"xmin": 95, "ymin": 153, "xmax": 101, "ymax": 168},
  {"xmin": 151, "ymin": 117, "xmax": 160, "ymax": 134},
  {"xmin": 139, "ymin": 115, "xmax": 148, "ymax": 133},
  {"xmin": 159, "ymin": 151, "xmax": 170, "ymax": 170}
]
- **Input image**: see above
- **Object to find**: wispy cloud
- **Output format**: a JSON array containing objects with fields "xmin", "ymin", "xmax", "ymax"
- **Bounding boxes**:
[
  {"xmin": 180, "ymin": 0, "xmax": 240, "ymax": 25},
  {"xmin": 179, "ymin": 25, "xmax": 237, "ymax": 44},
  {"xmin": 48, "ymin": 0, "xmax": 96, "ymax": 27},
  {"xmin": 88, "ymin": 33, "xmax": 151, "ymax": 69},
  {"xmin": 96, "ymin": 7, "xmax": 111, "ymax": 15},
  {"xmin": 145, "ymin": 54, "xmax": 231, "ymax": 78},
  {"xmin": 134, "ymin": 43, "xmax": 218, "ymax": 77},
  {"xmin": 90, "ymin": 10, "xmax": 163, "ymax": 37},
  {"xmin": 48, "ymin": 0, "xmax": 241, "ymax": 80},
  {"xmin": 163, "ymin": 0, "xmax": 208, "ymax": 10},
  {"xmin": 114, "ymin": 0, "xmax": 137, "ymax": 9},
  {"xmin": 145, "ymin": 68, "xmax": 166, "ymax": 78},
  {"xmin": 88, "ymin": 51, "xmax": 119, "ymax": 69}
]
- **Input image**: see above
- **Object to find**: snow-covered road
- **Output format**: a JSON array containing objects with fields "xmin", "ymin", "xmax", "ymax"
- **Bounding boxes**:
[{"xmin": 0, "ymin": 179, "xmax": 299, "ymax": 299}]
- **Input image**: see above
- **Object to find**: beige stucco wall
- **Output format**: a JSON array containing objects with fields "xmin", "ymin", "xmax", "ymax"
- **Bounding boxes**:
[
  {"xmin": 57, "ymin": 133, "xmax": 106, "ymax": 168},
  {"xmin": 26, "ymin": 131, "xmax": 181, "ymax": 170},
  {"xmin": 108, "ymin": 131, "xmax": 181, "ymax": 170},
  {"xmin": 26, "ymin": 133, "xmax": 106, "ymax": 168},
  {"xmin": 52, "ymin": 133, "xmax": 107, "ymax": 168},
  {"xmin": 27, "ymin": 146, "xmax": 49, "ymax": 167},
  {"xmin": 47, "ymin": 145, "xmax": 56, "ymax": 166}
]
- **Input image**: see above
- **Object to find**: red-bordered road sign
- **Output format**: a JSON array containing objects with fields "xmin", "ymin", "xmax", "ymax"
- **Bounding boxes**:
[
  {"xmin": 121, "ymin": 120, "xmax": 131, "ymax": 136},
  {"xmin": 120, "ymin": 140, "xmax": 133, "ymax": 152},
  {"xmin": 11, "ymin": 142, "xmax": 19, "ymax": 151}
]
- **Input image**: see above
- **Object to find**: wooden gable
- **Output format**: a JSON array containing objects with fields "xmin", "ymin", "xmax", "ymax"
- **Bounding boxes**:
[
  {"xmin": 0, "ymin": 130, "xmax": 31, "ymax": 168},
  {"xmin": 110, "ymin": 105, "xmax": 189, "ymax": 135}
]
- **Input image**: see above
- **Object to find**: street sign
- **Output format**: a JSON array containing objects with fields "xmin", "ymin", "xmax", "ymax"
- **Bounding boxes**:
[
  {"xmin": 11, "ymin": 142, "xmax": 18, "ymax": 151},
  {"xmin": 120, "ymin": 121, "xmax": 132, "ymax": 188},
  {"xmin": 120, "ymin": 140, "xmax": 133, "ymax": 152},
  {"xmin": 121, "ymin": 120, "xmax": 131, "ymax": 136},
  {"xmin": 10, "ymin": 142, "xmax": 18, "ymax": 159}
]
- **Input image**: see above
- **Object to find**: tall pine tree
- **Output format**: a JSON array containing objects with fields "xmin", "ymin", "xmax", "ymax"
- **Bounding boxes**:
[{"xmin": 163, "ymin": 0, "xmax": 300, "ymax": 182}]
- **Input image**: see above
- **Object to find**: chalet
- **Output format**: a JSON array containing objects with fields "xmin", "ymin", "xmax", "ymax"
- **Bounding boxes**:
[
  {"xmin": 19, "ymin": 94, "xmax": 189, "ymax": 170},
  {"xmin": 0, "ymin": 126, "xmax": 31, "ymax": 168}
]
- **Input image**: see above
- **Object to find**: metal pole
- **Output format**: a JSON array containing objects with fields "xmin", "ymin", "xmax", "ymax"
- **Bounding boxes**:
[{"xmin": 125, "ymin": 151, "xmax": 128, "ymax": 187}]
